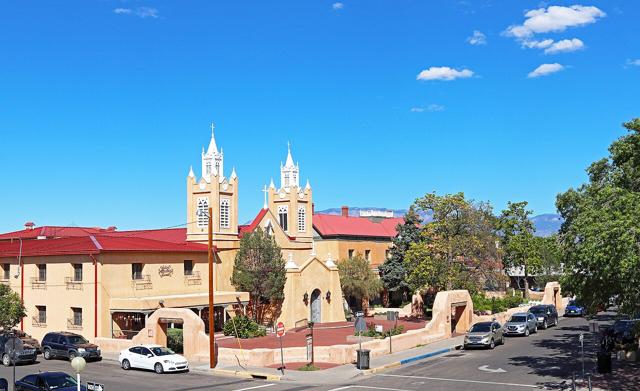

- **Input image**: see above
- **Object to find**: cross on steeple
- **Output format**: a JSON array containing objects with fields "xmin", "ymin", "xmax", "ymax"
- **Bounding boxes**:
[
  {"xmin": 210, "ymin": 122, "xmax": 215, "ymax": 135},
  {"xmin": 262, "ymin": 185, "xmax": 268, "ymax": 209}
]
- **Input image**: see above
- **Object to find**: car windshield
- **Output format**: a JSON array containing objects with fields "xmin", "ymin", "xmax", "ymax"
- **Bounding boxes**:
[
  {"xmin": 470, "ymin": 324, "xmax": 492, "ymax": 333},
  {"xmin": 46, "ymin": 374, "xmax": 77, "ymax": 389},
  {"xmin": 67, "ymin": 336, "xmax": 88, "ymax": 345},
  {"xmin": 529, "ymin": 307, "xmax": 545, "ymax": 314},
  {"xmin": 569, "ymin": 300, "xmax": 579, "ymax": 306},
  {"xmin": 510, "ymin": 316, "xmax": 527, "ymax": 323},
  {"xmin": 151, "ymin": 347, "xmax": 175, "ymax": 356}
]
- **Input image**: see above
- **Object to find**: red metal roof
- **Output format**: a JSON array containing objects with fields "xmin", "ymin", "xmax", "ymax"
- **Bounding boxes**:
[
  {"xmin": 0, "ymin": 226, "xmax": 116, "ymax": 240},
  {"xmin": 238, "ymin": 209, "xmax": 269, "ymax": 238},
  {"xmin": 312, "ymin": 214, "xmax": 403, "ymax": 239}
]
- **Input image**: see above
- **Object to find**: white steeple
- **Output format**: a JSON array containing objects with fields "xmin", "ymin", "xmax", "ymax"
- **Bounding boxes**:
[
  {"xmin": 280, "ymin": 142, "xmax": 299, "ymax": 189},
  {"xmin": 201, "ymin": 122, "xmax": 224, "ymax": 181},
  {"xmin": 188, "ymin": 166, "xmax": 195, "ymax": 178}
]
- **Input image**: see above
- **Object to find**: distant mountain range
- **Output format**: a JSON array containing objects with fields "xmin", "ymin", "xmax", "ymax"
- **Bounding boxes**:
[{"xmin": 316, "ymin": 207, "xmax": 563, "ymax": 237}]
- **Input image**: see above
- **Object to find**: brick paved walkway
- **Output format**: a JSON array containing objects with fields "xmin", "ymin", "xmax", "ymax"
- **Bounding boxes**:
[{"xmin": 217, "ymin": 317, "xmax": 427, "ymax": 350}]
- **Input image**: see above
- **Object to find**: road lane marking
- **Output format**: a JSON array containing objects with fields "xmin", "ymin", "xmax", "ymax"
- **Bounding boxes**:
[
  {"xmin": 377, "ymin": 374, "xmax": 539, "ymax": 388},
  {"xmin": 233, "ymin": 384, "xmax": 276, "ymax": 391},
  {"xmin": 478, "ymin": 364, "xmax": 506, "ymax": 373},
  {"xmin": 328, "ymin": 386, "xmax": 413, "ymax": 391}
]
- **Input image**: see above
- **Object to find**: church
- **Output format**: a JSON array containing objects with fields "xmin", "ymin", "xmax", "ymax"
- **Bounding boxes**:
[{"xmin": 185, "ymin": 125, "xmax": 346, "ymax": 328}]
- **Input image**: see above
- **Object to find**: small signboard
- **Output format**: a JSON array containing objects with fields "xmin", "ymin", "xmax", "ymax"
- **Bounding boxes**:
[
  {"xmin": 276, "ymin": 321, "xmax": 286, "ymax": 338},
  {"xmin": 375, "ymin": 324, "xmax": 383, "ymax": 333},
  {"xmin": 306, "ymin": 335, "xmax": 313, "ymax": 361},
  {"xmin": 354, "ymin": 315, "xmax": 366, "ymax": 333},
  {"xmin": 87, "ymin": 382, "xmax": 105, "ymax": 391}
]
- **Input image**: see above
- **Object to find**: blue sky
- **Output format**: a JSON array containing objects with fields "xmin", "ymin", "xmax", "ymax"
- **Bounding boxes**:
[{"xmin": 0, "ymin": 1, "xmax": 638, "ymax": 232}]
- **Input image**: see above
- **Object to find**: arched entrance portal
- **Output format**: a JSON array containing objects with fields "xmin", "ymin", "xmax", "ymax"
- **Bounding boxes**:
[{"xmin": 310, "ymin": 289, "xmax": 321, "ymax": 323}]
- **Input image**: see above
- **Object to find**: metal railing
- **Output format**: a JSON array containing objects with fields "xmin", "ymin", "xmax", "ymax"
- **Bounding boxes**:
[
  {"xmin": 32, "ymin": 316, "xmax": 46, "ymax": 328},
  {"xmin": 64, "ymin": 277, "xmax": 83, "ymax": 290},
  {"xmin": 30, "ymin": 277, "xmax": 46, "ymax": 290},
  {"xmin": 185, "ymin": 271, "xmax": 202, "ymax": 285},
  {"xmin": 67, "ymin": 318, "xmax": 83, "ymax": 330},
  {"xmin": 131, "ymin": 274, "xmax": 152, "ymax": 290}
]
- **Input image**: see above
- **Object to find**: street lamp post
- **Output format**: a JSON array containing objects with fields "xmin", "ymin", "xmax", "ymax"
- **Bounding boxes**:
[
  {"xmin": 70, "ymin": 356, "xmax": 86, "ymax": 391},
  {"xmin": 207, "ymin": 206, "xmax": 217, "ymax": 368}
]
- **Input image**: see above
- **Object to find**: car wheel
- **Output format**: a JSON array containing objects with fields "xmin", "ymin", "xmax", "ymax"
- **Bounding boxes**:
[
  {"xmin": 2, "ymin": 354, "xmax": 11, "ymax": 367},
  {"xmin": 543, "ymin": 320, "xmax": 548, "ymax": 329},
  {"xmin": 121, "ymin": 359, "xmax": 131, "ymax": 370},
  {"xmin": 154, "ymin": 362, "xmax": 164, "ymax": 374},
  {"xmin": 68, "ymin": 351, "xmax": 77, "ymax": 361},
  {"xmin": 43, "ymin": 348, "xmax": 52, "ymax": 360},
  {"xmin": 524, "ymin": 328, "xmax": 530, "ymax": 337},
  {"xmin": 489, "ymin": 339, "xmax": 495, "ymax": 350}
]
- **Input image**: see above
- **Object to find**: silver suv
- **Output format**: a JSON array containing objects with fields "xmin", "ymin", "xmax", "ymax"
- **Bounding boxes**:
[
  {"xmin": 464, "ymin": 321, "xmax": 505, "ymax": 349},
  {"xmin": 504, "ymin": 312, "xmax": 538, "ymax": 337}
]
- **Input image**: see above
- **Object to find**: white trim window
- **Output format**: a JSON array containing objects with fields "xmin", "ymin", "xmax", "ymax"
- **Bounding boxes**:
[
  {"xmin": 298, "ymin": 206, "xmax": 306, "ymax": 232},
  {"xmin": 197, "ymin": 197, "xmax": 209, "ymax": 227},
  {"xmin": 205, "ymin": 161, "xmax": 212, "ymax": 176},
  {"xmin": 220, "ymin": 199, "xmax": 230, "ymax": 229},
  {"xmin": 278, "ymin": 205, "xmax": 288, "ymax": 232}
]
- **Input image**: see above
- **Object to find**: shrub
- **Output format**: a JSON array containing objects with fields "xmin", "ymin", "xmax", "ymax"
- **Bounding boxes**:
[
  {"xmin": 298, "ymin": 363, "xmax": 320, "ymax": 371},
  {"xmin": 354, "ymin": 323, "xmax": 404, "ymax": 339},
  {"xmin": 472, "ymin": 292, "xmax": 524, "ymax": 315},
  {"xmin": 222, "ymin": 316, "xmax": 266, "ymax": 339},
  {"xmin": 167, "ymin": 328, "xmax": 183, "ymax": 353}
]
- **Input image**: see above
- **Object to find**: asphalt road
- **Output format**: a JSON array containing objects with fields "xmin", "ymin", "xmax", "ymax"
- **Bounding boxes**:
[{"xmin": 0, "ymin": 314, "xmax": 606, "ymax": 391}]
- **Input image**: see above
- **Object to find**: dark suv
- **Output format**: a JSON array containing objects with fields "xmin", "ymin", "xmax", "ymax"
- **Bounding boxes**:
[
  {"xmin": 0, "ymin": 334, "xmax": 37, "ymax": 366},
  {"xmin": 41, "ymin": 332, "xmax": 101, "ymax": 361},
  {"xmin": 529, "ymin": 305, "xmax": 559, "ymax": 329}
]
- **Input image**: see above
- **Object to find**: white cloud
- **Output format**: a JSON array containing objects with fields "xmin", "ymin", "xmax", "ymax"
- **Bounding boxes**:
[
  {"xmin": 544, "ymin": 38, "xmax": 584, "ymax": 54},
  {"xmin": 625, "ymin": 59, "xmax": 640, "ymax": 67},
  {"xmin": 528, "ymin": 63, "xmax": 565, "ymax": 78},
  {"xmin": 410, "ymin": 104, "xmax": 445, "ymax": 113},
  {"xmin": 467, "ymin": 30, "xmax": 487, "ymax": 45},
  {"xmin": 136, "ymin": 7, "xmax": 159, "ymax": 18},
  {"xmin": 332, "ymin": 2, "xmax": 344, "ymax": 10},
  {"xmin": 113, "ymin": 6, "xmax": 159, "ymax": 19},
  {"xmin": 505, "ymin": 5, "xmax": 605, "ymax": 38},
  {"xmin": 522, "ymin": 39, "xmax": 554, "ymax": 49},
  {"xmin": 416, "ymin": 66, "xmax": 474, "ymax": 81}
]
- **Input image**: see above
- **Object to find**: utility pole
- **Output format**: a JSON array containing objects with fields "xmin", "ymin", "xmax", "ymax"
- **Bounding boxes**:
[{"xmin": 208, "ymin": 206, "xmax": 217, "ymax": 368}]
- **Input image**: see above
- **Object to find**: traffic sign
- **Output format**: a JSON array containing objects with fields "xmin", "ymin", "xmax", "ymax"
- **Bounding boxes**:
[
  {"xmin": 276, "ymin": 321, "xmax": 286, "ymax": 337},
  {"xmin": 87, "ymin": 382, "xmax": 105, "ymax": 391}
]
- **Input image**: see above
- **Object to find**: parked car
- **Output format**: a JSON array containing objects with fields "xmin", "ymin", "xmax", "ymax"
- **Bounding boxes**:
[
  {"xmin": 15, "ymin": 372, "xmax": 86, "ymax": 391},
  {"xmin": 119, "ymin": 344, "xmax": 189, "ymax": 374},
  {"xmin": 504, "ymin": 312, "xmax": 538, "ymax": 336},
  {"xmin": 0, "ymin": 334, "xmax": 37, "ymax": 366},
  {"xmin": 612, "ymin": 319, "xmax": 640, "ymax": 344},
  {"xmin": 564, "ymin": 300, "xmax": 586, "ymax": 317},
  {"xmin": 529, "ymin": 305, "xmax": 559, "ymax": 329},
  {"xmin": 41, "ymin": 332, "xmax": 101, "ymax": 361},
  {"xmin": 463, "ymin": 321, "xmax": 505, "ymax": 349}
]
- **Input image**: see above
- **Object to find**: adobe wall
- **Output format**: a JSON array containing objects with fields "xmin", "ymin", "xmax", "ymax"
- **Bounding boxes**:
[{"xmin": 541, "ymin": 281, "xmax": 563, "ymax": 309}]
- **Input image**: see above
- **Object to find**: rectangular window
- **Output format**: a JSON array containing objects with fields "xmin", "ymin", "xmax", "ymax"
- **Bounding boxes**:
[
  {"xmin": 132, "ymin": 263, "xmax": 143, "ymax": 280},
  {"xmin": 278, "ymin": 206, "xmax": 288, "ymax": 232},
  {"xmin": 220, "ymin": 199, "xmax": 230, "ymax": 229},
  {"xmin": 37, "ymin": 264, "xmax": 47, "ymax": 281},
  {"xmin": 348, "ymin": 249, "xmax": 355, "ymax": 259},
  {"xmin": 184, "ymin": 260, "xmax": 193, "ymax": 276},
  {"xmin": 197, "ymin": 197, "xmax": 209, "ymax": 228},
  {"xmin": 365, "ymin": 250, "xmax": 371, "ymax": 262},
  {"xmin": 72, "ymin": 307, "xmax": 82, "ymax": 326},
  {"xmin": 1, "ymin": 264, "xmax": 9, "ymax": 280},
  {"xmin": 298, "ymin": 206, "xmax": 306, "ymax": 232},
  {"xmin": 37, "ymin": 306, "xmax": 46, "ymax": 324},
  {"xmin": 73, "ymin": 264, "xmax": 83, "ymax": 281}
]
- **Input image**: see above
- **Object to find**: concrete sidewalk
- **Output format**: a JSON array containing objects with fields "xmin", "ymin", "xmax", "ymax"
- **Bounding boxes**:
[{"xmin": 190, "ymin": 334, "xmax": 465, "ymax": 384}]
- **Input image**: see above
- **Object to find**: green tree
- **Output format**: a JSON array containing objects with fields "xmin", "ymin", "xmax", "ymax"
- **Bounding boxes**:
[
  {"xmin": 379, "ymin": 206, "xmax": 422, "ymax": 296},
  {"xmin": 337, "ymin": 254, "xmax": 383, "ymax": 313},
  {"xmin": 412, "ymin": 192, "xmax": 500, "ymax": 292},
  {"xmin": 556, "ymin": 118, "xmax": 640, "ymax": 315},
  {"xmin": 533, "ymin": 235, "xmax": 563, "ymax": 287},
  {"xmin": 0, "ymin": 284, "xmax": 26, "ymax": 332},
  {"xmin": 231, "ymin": 227, "xmax": 286, "ymax": 322},
  {"xmin": 498, "ymin": 201, "xmax": 541, "ymax": 298}
]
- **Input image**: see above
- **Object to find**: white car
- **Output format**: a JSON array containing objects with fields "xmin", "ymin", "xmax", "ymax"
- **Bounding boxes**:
[{"xmin": 119, "ymin": 344, "xmax": 189, "ymax": 374}]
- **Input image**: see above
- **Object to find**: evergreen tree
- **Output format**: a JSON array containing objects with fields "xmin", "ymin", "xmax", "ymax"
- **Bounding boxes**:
[
  {"xmin": 379, "ymin": 206, "xmax": 422, "ymax": 295},
  {"xmin": 231, "ymin": 227, "xmax": 286, "ymax": 322}
]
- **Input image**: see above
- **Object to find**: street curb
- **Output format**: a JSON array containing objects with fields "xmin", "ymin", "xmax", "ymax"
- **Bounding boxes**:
[
  {"xmin": 362, "ymin": 344, "xmax": 462, "ymax": 375},
  {"xmin": 192, "ymin": 367, "xmax": 282, "ymax": 381}
]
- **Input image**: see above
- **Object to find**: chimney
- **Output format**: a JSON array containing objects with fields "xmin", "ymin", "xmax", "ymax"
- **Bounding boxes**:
[
  {"xmin": 24, "ymin": 222, "xmax": 35, "ymax": 230},
  {"xmin": 341, "ymin": 206, "xmax": 349, "ymax": 217}
]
